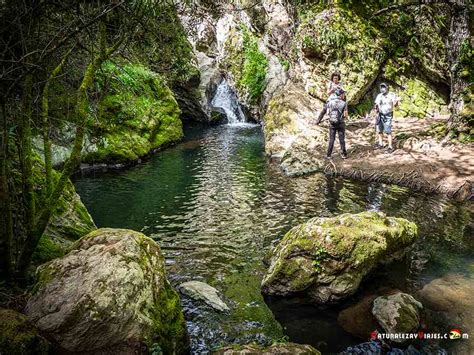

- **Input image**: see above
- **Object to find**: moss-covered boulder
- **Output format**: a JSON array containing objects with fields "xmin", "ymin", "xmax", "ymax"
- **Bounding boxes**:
[
  {"xmin": 0, "ymin": 308, "xmax": 52, "ymax": 354},
  {"xmin": 292, "ymin": 7, "xmax": 387, "ymax": 104},
  {"xmin": 261, "ymin": 212, "xmax": 418, "ymax": 303},
  {"xmin": 25, "ymin": 228, "xmax": 189, "ymax": 354},
  {"xmin": 213, "ymin": 342, "xmax": 320, "ymax": 354},
  {"xmin": 372, "ymin": 292, "xmax": 423, "ymax": 343},
  {"xmin": 83, "ymin": 62, "xmax": 183, "ymax": 164}
]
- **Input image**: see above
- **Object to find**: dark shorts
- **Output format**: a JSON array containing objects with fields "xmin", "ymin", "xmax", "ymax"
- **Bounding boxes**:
[{"xmin": 376, "ymin": 112, "xmax": 393, "ymax": 134}]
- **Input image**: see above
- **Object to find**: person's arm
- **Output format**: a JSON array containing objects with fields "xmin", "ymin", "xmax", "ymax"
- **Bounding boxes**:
[
  {"xmin": 374, "ymin": 95, "xmax": 380, "ymax": 112},
  {"xmin": 393, "ymin": 93, "xmax": 400, "ymax": 107},
  {"xmin": 326, "ymin": 82, "xmax": 334, "ymax": 96},
  {"xmin": 344, "ymin": 103, "xmax": 349, "ymax": 120},
  {"xmin": 316, "ymin": 104, "xmax": 327, "ymax": 124}
]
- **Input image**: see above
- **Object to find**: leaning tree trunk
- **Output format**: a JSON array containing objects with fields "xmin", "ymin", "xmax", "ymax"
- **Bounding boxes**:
[{"xmin": 446, "ymin": 0, "xmax": 470, "ymax": 130}]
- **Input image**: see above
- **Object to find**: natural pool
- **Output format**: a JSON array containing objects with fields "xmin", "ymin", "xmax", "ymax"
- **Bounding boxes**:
[{"xmin": 74, "ymin": 123, "xmax": 473, "ymax": 354}]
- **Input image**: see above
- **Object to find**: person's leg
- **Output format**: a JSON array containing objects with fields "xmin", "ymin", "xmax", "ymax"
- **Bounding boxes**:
[
  {"xmin": 376, "ymin": 114, "xmax": 384, "ymax": 147},
  {"xmin": 385, "ymin": 112, "xmax": 393, "ymax": 151},
  {"xmin": 327, "ymin": 126, "xmax": 336, "ymax": 157},
  {"xmin": 338, "ymin": 125, "xmax": 347, "ymax": 156}
]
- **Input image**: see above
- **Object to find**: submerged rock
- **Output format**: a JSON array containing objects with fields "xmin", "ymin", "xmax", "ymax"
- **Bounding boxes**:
[
  {"xmin": 179, "ymin": 280, "xmax": 230, "ymax": 312},
  {"xmin": 417, "ymin": 272, "xmax": 474, "ymax": 354},
  {"xmin": 214, "ymin": 342, "xmax": 320, "ymax": 354},
  {"xmin": 261, "ymin": 212, "xmax": 418, "ymax": 303},
  {"xmin": 0, "ymin": 308, "xmax": 51, "ymax": 354},
  {"xmin": 372, "ymin": 293, "xmax": 423, "ymax": 343},
  {"xmin": 338, "ymin": 295, "xmax": 379, "ymax": 339},
  {"xmin": 26, "ymin": 228, "xmax": 189, "ymax": 354}
]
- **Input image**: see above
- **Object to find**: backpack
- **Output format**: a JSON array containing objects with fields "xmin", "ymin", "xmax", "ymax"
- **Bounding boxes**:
[{"xmin": 328, "ymin": 99, "xmax": 345, "ymax": 125}]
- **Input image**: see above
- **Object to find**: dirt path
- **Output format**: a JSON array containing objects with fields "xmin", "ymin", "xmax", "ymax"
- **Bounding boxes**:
[{"xmin": 279, "ymin": 117, "xmax": 473, "ymax": 200}]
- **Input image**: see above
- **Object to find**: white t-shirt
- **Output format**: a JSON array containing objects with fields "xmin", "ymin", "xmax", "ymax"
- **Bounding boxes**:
[{"xmin": 375, "ymin": 92, "xmax": 398, "ymax": 114}]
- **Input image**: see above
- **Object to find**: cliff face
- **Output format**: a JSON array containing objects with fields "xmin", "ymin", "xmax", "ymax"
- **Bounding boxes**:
[{"xmin": 177, "ymin": 1, "xmax": 458, "ymax": 156}]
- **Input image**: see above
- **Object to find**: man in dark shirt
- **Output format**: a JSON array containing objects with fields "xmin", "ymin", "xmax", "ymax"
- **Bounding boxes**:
[{"xmin": 315, "ymin": 88, "xmax": 348, "ymax": 159}]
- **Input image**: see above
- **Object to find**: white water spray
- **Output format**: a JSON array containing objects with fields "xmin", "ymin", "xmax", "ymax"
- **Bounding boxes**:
[{"xmin": 210, "ymin": 79, "xmax": 247, "ymax": 124}]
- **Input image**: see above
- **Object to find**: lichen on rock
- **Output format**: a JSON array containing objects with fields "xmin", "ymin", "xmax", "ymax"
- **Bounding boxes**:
[
  {"xmin": 26, "ymin": 228, "xmax": 189, "ymax": 354},
  {"xmin": 261, "ymin": 212, "xmax": 418, "ymax": 303}
]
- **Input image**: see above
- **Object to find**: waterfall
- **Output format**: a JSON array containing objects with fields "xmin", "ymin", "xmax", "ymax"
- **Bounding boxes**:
[{"xmin": 211, "ymin": 79, "xmax": 246, "ymax": 124}]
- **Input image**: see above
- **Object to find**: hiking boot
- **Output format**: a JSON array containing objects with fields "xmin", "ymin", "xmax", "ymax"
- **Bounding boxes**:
[
  {"xmin": 341, "ymin": 153, "xmax": 348, "ymax": 159},
  {"xmin": 325, "ymin": 155, "xmax": 332, "ymax": 160},
  {"xmin": 374, "ymin": 143, "xmax": 384, "ymax": 150},
  {"xmin": 386, "ymin": 147, "xmax": 395, "ymax": 153}
]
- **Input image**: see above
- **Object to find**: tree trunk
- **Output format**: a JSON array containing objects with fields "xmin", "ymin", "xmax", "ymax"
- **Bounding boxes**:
[
  {"xmin": 446, "ymin": 0, "xmax": 470, "ymax": 130},
  {"xmin": 42, "ymin": 48, "xmax": 73, "ymax": 195},
  {"xmin": 16, "ymin": 22, "xmax": 121, "ymax": 278},
  {"xmin": 0, "ymin": 99, "xmax": 14, "ymax": 279}
]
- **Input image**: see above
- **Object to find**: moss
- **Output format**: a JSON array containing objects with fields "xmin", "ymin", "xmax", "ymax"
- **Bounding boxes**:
[
  {"xmin": 32, "ymin": 235, "xmax": 65, "ymax": 265},
  {"xmin": 84, "ymin": 62, "xmax": 183, "ymax": 164},
  {"xmin": 148, "ymin": 281, "xmax": 189, "ymax": 354},
  {"xmin": 0, "ymin": 309, "xmax": 51, "ymax": 354}
]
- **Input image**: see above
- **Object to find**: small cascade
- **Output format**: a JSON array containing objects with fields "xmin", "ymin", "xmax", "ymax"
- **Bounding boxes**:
[{"xmin": 210, "ymin": 79, "xmax": 246, "ymax": 124}]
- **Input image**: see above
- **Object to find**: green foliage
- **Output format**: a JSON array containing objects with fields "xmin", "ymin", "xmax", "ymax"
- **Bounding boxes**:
[
  {"xmin": 239, "ymin": 26, "xmax": 269, "ymax": 104},
  {"xmin": 129, "ymin": 3, "xmax": 196, "ymax": 84}
]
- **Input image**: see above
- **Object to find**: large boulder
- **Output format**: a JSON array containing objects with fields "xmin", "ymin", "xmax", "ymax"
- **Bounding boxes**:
[
  {"xmin": 263, "ymin": 82, "xmax": 324, "ymax": 157},
  {"xmin": 26, "ymin": 228, "xmax": 189, "ymax": 354},
  {"xmin": 214, "ymin": 342, "xmax": 320, "ymax": 354},
  {"xmin": 261, "ymin": 212, "xmax": 418, "ymax": 303},
  {"xmin": 371, "ymin": 292, "xmax": 423, "ymax": 343},
  {"xmin": 83, "ymin": 62, "xmax": 183, "ymax": 164}
]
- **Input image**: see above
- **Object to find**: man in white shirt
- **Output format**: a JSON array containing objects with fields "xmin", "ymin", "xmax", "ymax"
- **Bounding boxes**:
[{"xmin": 374, "ymin": 83, "xmax": 399, "ymax": 153}]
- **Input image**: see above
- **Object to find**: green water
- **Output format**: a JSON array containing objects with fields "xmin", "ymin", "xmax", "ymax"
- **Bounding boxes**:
[{"xmin": 74, "ymin": 124, "xmax": 473, "ymax": 354}]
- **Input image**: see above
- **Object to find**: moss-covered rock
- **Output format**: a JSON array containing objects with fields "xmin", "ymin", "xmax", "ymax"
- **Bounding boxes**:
[
  {"xmin": 261, "ymin": 212, "xmax": 418, "ymax": 303},
  {"xmin": 393, "ymin": 77, "xmax": 449, "ymax": 118},
  {"xmin": 12, "ymin": 153, "xmax": 95, "ymax": 243},
  {"xmin": 83, "ymin": 62, "xmax": 183, "ymax": 164},
  {"xmin": 292, "ymin": 7, "xmax": 387, "ymax": 104},
  {"xmin": 26, "ymin": 228, "xmax": 189, "ymax": 354},
  {"xmin": 263, "ymin": 82, "xmax": 324, "ymax": 157},
  {"xmin": 0, "ymin": 308, "xmax": 51, "ymax": 354},
  {"xmin": 213, "ymin": 342, "xmax": 320, "ymax": 354},
  {"xmin": 372, "ymin": 292, "xmax": 423, "ymax": 343}
]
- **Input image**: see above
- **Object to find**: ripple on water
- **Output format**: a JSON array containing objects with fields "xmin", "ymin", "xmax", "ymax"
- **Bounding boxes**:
[{"xmin": 74, "ymin": 124, "xmax": 473, "ymax": 353}]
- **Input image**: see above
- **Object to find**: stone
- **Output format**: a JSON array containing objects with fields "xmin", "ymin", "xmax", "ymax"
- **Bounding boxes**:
[
  {"xmin": 417, "ymin": 272, "xmax": 474, "ymax": 354},
  {"xmin": 213, "ymin": 342, "xmax": 321, "ymax": 354},
  {"xmin": 338, "ymin": 295, "xmax": 379, "ymax": 339},
  {"xmin": 26, "ymin": 228, "xmax": 189, "ymax": 354},
  {"xmin": 261, "ymin": 212, "xmax": 418, "ymax": 303},
  {"xmin": 372, "ymin": 293, "xmax": 423, "ymax": 342},
  {"xmin": 0, "ymin": 308, "xmax": 51, "ymax": 355},
  {"xmin": 179, "ymin": 280, "xmax": 230, "ymax": 312}
]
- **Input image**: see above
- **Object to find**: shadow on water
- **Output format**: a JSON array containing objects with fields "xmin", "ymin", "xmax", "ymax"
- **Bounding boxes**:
[{"xmin": 74, "ymin": 124, "xmax": 473, "ymax": 354}]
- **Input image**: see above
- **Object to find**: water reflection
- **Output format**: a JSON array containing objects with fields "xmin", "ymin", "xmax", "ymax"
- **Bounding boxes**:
[{"xmin": 74, "ymin": 124, "xmax": 473, "ymax": 353}]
